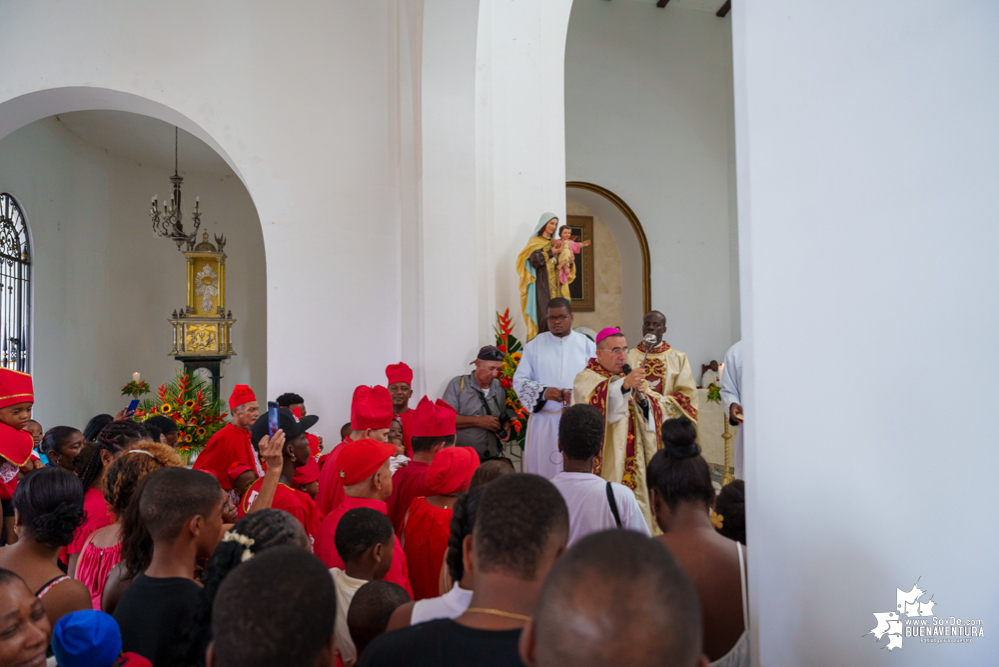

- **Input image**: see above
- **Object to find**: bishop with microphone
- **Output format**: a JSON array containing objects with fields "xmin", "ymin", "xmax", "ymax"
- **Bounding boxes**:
[{"xmin": 571, "ymin": 327, "xmax": 668, "ymax": 533}]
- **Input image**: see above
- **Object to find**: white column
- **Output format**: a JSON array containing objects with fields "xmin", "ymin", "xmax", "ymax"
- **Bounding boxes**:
[{"xmin": 734, "ymin": 2, "xmax": 999, "ymax": 664}]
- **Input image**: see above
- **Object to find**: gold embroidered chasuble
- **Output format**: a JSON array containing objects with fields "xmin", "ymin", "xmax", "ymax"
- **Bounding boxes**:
[
  {"xmin": 572, "ymin": 358, "xmax": 665, "ymax": 532},
  {"xmin": 627, "ymin": 340, "xmax": 698, "ymax": 422}
]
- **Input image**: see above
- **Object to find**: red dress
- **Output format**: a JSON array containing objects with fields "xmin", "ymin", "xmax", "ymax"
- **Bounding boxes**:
[
  {"xmin": 315, "ymin": 438, "xmax": 352, "ymax": 515},
  {"xmin": 402, "ymin": 498, "xmax": 453, "ymax": 601},
  {"xmin": 192, "ymin": 423, "xmax": 261, "ymax": 490},
  {"xmin": 238, "ymin": 480, "xmax": 322, "ymax": 547},
  {"xmin": 385, "ymin": 461, "xmax": 430, "ymax": 533},
  {"xmin": 314, "ymin": 496, "xmax": 413, "ymax": 596}
]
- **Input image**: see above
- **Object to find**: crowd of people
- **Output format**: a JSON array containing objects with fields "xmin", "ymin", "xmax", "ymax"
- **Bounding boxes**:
[{"xmin": 0, "ymin": 299, "xmax": 748, "ymax": 667}]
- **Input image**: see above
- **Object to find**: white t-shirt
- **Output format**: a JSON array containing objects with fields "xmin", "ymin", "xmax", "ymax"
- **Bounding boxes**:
[
  {"xmin": 551, "ymin": 472, "xmax": 651, "ymax": 547},
  {"xmin": 331, "ymin": 568, "xmax": 367, "ymax": 665},
  {"xmin": 410, "ymin": 582, "xmax": 474, "ymax": 625}
]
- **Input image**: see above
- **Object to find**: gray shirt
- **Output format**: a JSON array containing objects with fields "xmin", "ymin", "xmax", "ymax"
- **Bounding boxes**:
[{"xmin": 441, "ymin": 373, "xmax": 506, "ymax": 459}]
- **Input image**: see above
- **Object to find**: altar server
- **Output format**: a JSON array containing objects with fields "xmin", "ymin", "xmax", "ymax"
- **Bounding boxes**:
[
  {"xmin": 720, "ymin": 340, "xmax": 744, "ymax": 478},
  {"xmin": 513, "ymin": 298, "xmax": 594, "ymax": 480}
]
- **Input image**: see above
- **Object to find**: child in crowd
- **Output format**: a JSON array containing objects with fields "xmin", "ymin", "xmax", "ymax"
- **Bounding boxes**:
[
  {"xmin": 0, "ymin": 467, "xmax": 91, "ymax": 628},
  {"xmin": 226, "ymin": 463, "xmax": 258, "ymax": 502},
  {"xmin": 208, "ymin": 547, "xmax": 337, "ymax": 667},
  {"xmin": 113, "ymin": 467, "xmax": 225, "ymax": 666},
  {"xmin": 77, "ymin": 443, "xmax": 182, "ymax": 611},
  {"xmin": 349, "ymin": 581, "xmax": 411, "ymax": 663},
  {"xmin": 0, "ymin": 369, "xmax": 40, "ymax": 544},
  {"xmin": 332, "ymin": 507, "xmax": 396, "ymax": 666},
  {"xmin": 52, "ymin": 610, "xmax": 152, "ymax": 667},
  {"xmin": 23, "ymin": 420, "xmax": 42, "ymax": 449},
  {"xmin": 178, "ymin": 509, "xmax": 310, "ymax": 667},
  {"xmin": 0, "ymin": 568, "xmax": 51, "ymax": 667}
]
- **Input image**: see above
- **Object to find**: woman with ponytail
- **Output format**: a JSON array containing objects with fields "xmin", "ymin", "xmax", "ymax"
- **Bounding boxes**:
[
  {"xmin": 175, "ymin": 509, "xmax": 309, "ymax": 666},
  {"xmin": 0, "ymin": 467, "xmax": 92, "ymax": 627},
  {"xmin": 76, "ymin": 442, "xmax": 182, "ymax": 610},
  {"xmin": 647, "ymin": 417, "xmax": 749, "ymax": 667},
  {"xmin": 66, "ymin": 421, "xmax": 152, "ymax": 577}
]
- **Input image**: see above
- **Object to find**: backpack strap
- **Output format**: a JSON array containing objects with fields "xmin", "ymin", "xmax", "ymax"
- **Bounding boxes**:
[{"xmin": 606, "ymin": 482, "xmax": 623, "ymax": 528}]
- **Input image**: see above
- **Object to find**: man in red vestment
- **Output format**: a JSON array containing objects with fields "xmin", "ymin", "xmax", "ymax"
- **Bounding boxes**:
[
  {"xmin": 316, "ymin": 385, "xmax": 393, "ymax": 516},
  {"xmin": 193, "ymin": 385, "xmax": 261, "ymax": 503},
  {"xmin": 386, "ymin": 362, "xmax": 415, "ymax": 457},
  {"xmin": 385, "ymin": 396, "xmax": 456, "ymax": 532},
  {"xmin": 314, "ymin": 439, "xmax": 413, "ymax": 596}
]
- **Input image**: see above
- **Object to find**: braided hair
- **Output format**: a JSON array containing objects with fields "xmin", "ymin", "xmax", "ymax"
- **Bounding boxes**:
[
  {"xmin": 12, "ymin": 467, "xmax": 85, "ymax": 548},
  {"xmin": 103, "ymin": 443, "xmax": 183, "ymax": 515},
  {"xmin": 82, "ymin": 414, "xmax": 113, "ymax": 442},
  {"xmin": 176, "ymin": 510, "xmax": 309, "ymax": 667},
  {"xmin": 445, "ymin": 484, "xmax": 487, "ymax": 584},
  {"xmin": 646, "ymin": 417, "xmax": 715, "ymax": 511},
  {"xmin": 75, "ymin": 420, "xmax": 150, "ymax": 491}
]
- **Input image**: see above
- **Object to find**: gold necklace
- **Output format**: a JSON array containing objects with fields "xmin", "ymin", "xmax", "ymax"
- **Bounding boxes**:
[{"xmin": 465, "ymin": 608, "xmax": 532, "ymax": 622}]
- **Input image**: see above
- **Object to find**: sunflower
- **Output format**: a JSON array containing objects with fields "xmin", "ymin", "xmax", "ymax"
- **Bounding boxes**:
[
  {"xmin": 183, "ymin": 399, "xmax": 196, "ymax": 409},
  {"xmin": 184, "ymin": 433, "xmax": 194, "ymax": 443},
  {"xmin": 196, "ymin": 427, "xmax": 207, "ymax": 437},
  {"xmin": 159, "ymin": 404, "xmax": 173, "ymax": 414}
]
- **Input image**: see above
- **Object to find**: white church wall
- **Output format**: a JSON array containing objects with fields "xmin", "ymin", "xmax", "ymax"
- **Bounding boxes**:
[
  {"xmin": 0, "ymin": 117, "xmax": 266, "ymax": 431},
  {"xmin": 564, "ymin": 1, "xmax": 738, "ymax": 370},
  {"xmin": 0, "ymin": 1, "xmax": 405, "ymax": 442},
  {"xmin": 734, "ymin": 2, "xmax": 999, "ymax": 664}
]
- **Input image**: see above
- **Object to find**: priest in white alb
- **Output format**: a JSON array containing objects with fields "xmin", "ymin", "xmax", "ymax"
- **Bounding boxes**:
[
  {"xmin": 572, "ymin": 327, "xmax": 666, "ymax": 530},
  {"xmin": 513, "ymin": 297, "xmax": 595, "ymax": 480}
]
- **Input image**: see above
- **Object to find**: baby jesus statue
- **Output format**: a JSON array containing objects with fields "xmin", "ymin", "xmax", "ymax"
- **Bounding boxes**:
[{"xmin": 551, "ymin": 225, "xmax": 592, "ymax": 286}]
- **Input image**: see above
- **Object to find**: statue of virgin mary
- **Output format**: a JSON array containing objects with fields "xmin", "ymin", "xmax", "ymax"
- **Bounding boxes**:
[{"xmin": 516, "ymin": 212, "xmax": 575, "ymax": 340}]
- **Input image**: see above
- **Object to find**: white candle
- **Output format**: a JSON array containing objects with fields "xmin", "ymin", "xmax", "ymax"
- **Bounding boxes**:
[{"xmin": 132, "ymin": 372, "xmax": 141, "ymax": 383}]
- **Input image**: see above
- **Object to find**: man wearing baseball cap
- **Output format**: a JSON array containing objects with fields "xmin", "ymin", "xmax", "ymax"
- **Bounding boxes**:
[
  {"xmin": 316, "ymin": 385, "xmax": 394, "ymax": 515},
  {"xmin": 314, "ymin": 439, "xmax": 413, "ymax": 596},
  {"xmin": 238, "ymin": 406, "xmax": 323, "ymax": 544},
  {"xmin": 385, "ymin": 396, "xmax": 456, "ymax": 531},
  {"xmin": 441, "ymin": 346, "xmax": 509, "ymax": 462},
  {"xmin": 193, "ymin": 384, "xmax": 262, "ymax": 501}
]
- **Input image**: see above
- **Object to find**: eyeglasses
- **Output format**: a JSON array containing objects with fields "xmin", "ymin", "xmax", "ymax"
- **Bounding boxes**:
[
  {"xmin": 599, "ymin": 347, "xmax": 629, "ymax": 356},
  {"xmin": 547, "ymin": 314, "xmax": 570, "ymax": 322}
]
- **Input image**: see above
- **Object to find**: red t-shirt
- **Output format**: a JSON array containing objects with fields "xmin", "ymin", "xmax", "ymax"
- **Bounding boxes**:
[
  {"xmin": 192, "ymin": 423, "xmax": 260, "ymax": 490},
  {"xmin": 238, "ymin": 479, "xmax": 322, "ymax": 547},
  {"xmin": 314, "ymin": 496, "xmax": 413, "ymax": 596},
  {"xmin": 385, "ymin": 461, "xmax": 431, "ymax": 533},
  {"xmin": 315, "ymin": 438, "xmax": 352, "ymax": 516}
]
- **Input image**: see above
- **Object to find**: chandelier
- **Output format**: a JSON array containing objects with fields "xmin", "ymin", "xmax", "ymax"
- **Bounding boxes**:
[{"xmin": 150, "ymin": 127, "xmax": 202, "ymax": 250}]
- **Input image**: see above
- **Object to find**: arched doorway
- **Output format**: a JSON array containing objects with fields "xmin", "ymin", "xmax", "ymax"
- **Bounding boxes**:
[
  {"xmin": 566, "ymin": 181, "xmax": 650, "ymax": 342},
  {"xmin": 0, "ymin": 90, "xmax": 266, "ymax": 428}
]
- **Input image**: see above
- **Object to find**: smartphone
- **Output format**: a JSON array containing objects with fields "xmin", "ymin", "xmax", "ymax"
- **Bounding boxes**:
[
  {"xmin": 126, "ymin": 399, "xmax": 140, "ymax": 414},
  {"xmin": 267, "ymin": 401, "xmax": 280, "ymax": 436}
]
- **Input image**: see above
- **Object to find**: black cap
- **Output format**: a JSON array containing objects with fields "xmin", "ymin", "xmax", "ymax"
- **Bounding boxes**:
[
  {"xmin": 476, "ymin": 345, "xmax": 505, "ymax": 362},
  {"xmin": 250, "ymin": 406, "xmax": 319, "ymax": 447}
]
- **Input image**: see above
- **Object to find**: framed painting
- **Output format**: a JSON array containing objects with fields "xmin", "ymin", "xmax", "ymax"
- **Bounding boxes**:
[{"xmin": 565, "ymin": 215, "xmax": 595, "ymax": 312}]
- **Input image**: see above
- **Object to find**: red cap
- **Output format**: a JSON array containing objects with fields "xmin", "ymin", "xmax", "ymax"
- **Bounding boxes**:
[
  {"xmin": 385, "ymin": 362, "xmax": 413, "ymax": 387},
  {"xmin": 227, "ymin": 462, "xmax": 255, "ymax": 484},
  {"xmin": 350, "ymin": 386, "xmax": 393, "ymax": 431},
  {"xmin": 292, "ymin": 457, "xmax": 321, "ymax": 487},
  {"xmin": 426, "ymin": 447, "xmax": 479, "ymax": 495},
  {"xmin": 412, "ymin": 397, "xmax": 457, "ymax": 437},
  {"xmin": 0, "ymin": 369, "xmax": 33, "ymax": 410},
  {"xmin": 228, "ymin": 385, "xmax": 257, "ymax": 411},
  {"xmin": 336, "ymin": 438, "xmax": 396, "ymax": 486}
]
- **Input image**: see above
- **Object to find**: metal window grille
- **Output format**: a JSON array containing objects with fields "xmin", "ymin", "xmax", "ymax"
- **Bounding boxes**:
[{"xmin": 0, "ymin": 193, "xmax": 30, "ymax": 372}]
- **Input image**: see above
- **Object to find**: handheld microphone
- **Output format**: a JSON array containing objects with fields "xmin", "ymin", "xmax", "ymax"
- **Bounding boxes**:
[
  {"xmin": 622, "ymin": 364, "xmax": 647, "ymax": 406},
  {"xmin": 641, "ymin": 333, "xmax": 657, "ymax": 366}
]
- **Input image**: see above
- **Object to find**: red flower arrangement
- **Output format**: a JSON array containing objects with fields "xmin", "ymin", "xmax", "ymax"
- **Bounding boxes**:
[{"xmin": 495, "ymin": 309, "xmax": 531, "ymax": 448}]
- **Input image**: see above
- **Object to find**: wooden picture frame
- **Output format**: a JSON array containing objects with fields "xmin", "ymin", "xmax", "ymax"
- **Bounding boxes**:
[{"xmin": 565, "ymin": 215, "xmax": 595, "ymax": 312}]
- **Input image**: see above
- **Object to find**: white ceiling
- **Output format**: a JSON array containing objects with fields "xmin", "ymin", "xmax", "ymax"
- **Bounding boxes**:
[{"xmin": 55, "ymin": 110, "xmax": 234, "ymax": 176}]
